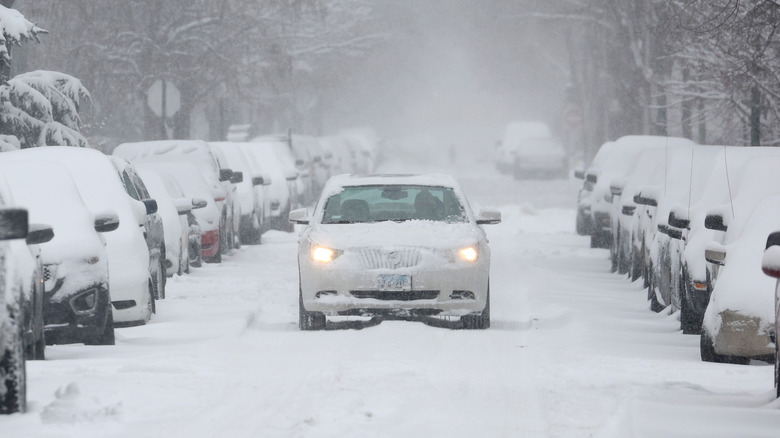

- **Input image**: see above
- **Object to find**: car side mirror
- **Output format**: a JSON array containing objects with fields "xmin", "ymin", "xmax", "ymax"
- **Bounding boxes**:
[
  {"xmin": 704, "ymin": 242, "xmax": 726, "ymax": 266},
  {"xmin": 219, "ymin": 168, "xmax": 234, "ymax": 182},
  {"xmin": 476, "ymin": 209, "xmax": 502, "ymax": 225},
  {"xmin": 252, "ymin": 176, "xmax": 264, "ymax": 186},
  {"xmin": 586, "ymin": 173, "xmax": 598, "ymax": 184},
  {"xmin": 192, "ymin": 198, "xmax": 208, "ymax": 210},
  {"xmin": 762, "ymin": 231, "xmax": 780, "ymax": 278},
  {"xmin": 313, "ymin": 156, "xmax": 322, "ymax": 163},
  {"xmin": 289, "ymin": 208, "xmax": 310, "ymax": 225},
  {"xmin": 610, "ymin": 183, "xmax": 623, "ymax": 197},
  {"xmin": 230, "ymin": 171, "xmax": 244, "ymax": 184},
  {"xmin": 633, "ymin": 192, "xmax": 657, "ymax": 207},
  {"xmin": 668, "ymin": 210, "xmax": 690, "ymax": 229},
  {"xmin": 142, "ymin": 199, "xmax": 158, "ymax": 215},
  {"xmin": 174, "ymin": 198, "xmax": 192, "ymax": 215},
  {"xmin": 574, "ymin": 169, "xmax": 585, "ymax": 180},
  {"xmin": 0, "ymin": 208, "xmax": 28, "ymax": 240},
  {"xmin": 26, "ymin": 223, "xmax": 53, "ymax": 245},
  {"xmin": 704, "ymin": 213, "xmax": 727, "ymax": 232},
  {"xmin": 621, "ymin": 205, "xmax": 636, "ymax": 216},
  {"xmin": 295, "ymin": 158, "xmax": 305, "ymax": 167},
  {"xmin": 285, "ymin": 171, "xmax": 298, "ymax": 181},
  {"xmin": 95, "ymin": 213, "xmax": 120, "ymax": 233}
]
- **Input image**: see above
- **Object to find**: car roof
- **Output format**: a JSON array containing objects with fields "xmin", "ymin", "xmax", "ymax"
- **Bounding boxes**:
[{"xmin": 325, "ymin": 173, "xmax": 461, "ymax": 190}]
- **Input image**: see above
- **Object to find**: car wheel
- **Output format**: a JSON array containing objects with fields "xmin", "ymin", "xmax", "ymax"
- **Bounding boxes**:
[
  {"xmin": 85, "ymin": 304, "xmax": 115, "ymax": 346},
  {"xmin": 462, "ymin": 288, "xmax": 490, "ymax": 330},
  {"xmin": 0, "ymin": 327, "xmax": 26, "ymax": 414},
  {"xmin": 680, "ymin": 276, "xmax": 702, "ymax": 334},
  {"xmin": 299, "ymin": 290, "xmax": 325, "ymax": 331},
  {"xmin": 775, "ymin": 341, "xmax": 780, "ymax": 398},
  {"xmin": 647, "ymin": 264, "xmax": 664, "ymax": 313}
]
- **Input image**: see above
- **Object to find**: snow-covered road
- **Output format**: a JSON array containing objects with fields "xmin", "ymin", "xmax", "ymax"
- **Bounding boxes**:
[{"xmin": 3, "ymin": 159, "xmax": 780, "ymax": 437}]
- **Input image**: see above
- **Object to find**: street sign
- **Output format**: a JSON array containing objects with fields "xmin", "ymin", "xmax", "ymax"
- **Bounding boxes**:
[{"xmin": 147, "ymin": 79, "xmax": 181, "ymax": 118}]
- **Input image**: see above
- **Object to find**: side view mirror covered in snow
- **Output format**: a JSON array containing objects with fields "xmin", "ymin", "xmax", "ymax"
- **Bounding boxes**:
[
  {"xmin": 95, "ymin": 213, "xmax": 120, "ymax": 233},
  {"xmin": 704, "ymin": 241, "xmax": 726, "ymax": 266},
  {"xmin": 289, "ymin": 208, "xmax": 310, "ymax": 225},
  {"xmin": 761, "ymin": 231, "xmax": 780, "ymax": 278},
  {"xmin": 668, "ymin": 210, "xmax": 690, "ymax": 230},
  {"xmin": 476, "ymin": 209, "xmax": 501, "ymax": 225},
  {"xmin": 26, "ymin": 223, "xmax": 53, "ymax": 245},
  {"xmin": 704, "ymin": 213, "xmax": 728, "ymax": 232}
]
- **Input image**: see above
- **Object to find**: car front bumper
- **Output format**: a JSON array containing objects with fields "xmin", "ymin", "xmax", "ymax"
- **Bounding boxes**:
[
  {"xmin": 713, "ymin": 310, "xmax": 775, "ymax": 359},
  {"xmin": 300, "ymin": 250, "xmax": 489, "ymax": 317}
]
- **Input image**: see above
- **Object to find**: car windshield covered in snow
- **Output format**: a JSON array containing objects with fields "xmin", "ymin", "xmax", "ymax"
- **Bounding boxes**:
[{"xmin": 321, "ymin": 185, "xmax": 467, "ymax": 224}]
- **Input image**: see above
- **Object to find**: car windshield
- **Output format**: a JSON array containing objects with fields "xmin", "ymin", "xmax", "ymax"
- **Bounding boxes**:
[{"xmin": 321, "ymin": 185, "xmax": 467, "ymax": 224}]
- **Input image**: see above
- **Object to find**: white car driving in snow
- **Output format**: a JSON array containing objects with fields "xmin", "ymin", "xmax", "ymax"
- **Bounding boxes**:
[{"xmin": 290, "ymin": 174, "xmax": 501, "ymax": 330}]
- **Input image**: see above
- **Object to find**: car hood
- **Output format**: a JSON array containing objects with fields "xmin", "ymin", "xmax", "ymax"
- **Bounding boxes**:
[{"xmin": 307, "ymin": 221, "xmax": 484, "ymax": 249}]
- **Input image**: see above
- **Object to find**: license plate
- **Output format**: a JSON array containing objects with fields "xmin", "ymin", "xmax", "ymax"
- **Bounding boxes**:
[{"xmin": 375, "ymin": 274, "xmax": 411, "ymax": 291}]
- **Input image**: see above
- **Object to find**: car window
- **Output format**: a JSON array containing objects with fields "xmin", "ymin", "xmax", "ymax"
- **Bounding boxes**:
[
  {"xmin": 128, "ymin": 169, "xmax": 152, "ymax": 199},
  {"xmin": 120, "ymin": 170, "xmax": 141, "ymax": 200},
  {"xmin": 321, "ymin": 185, "xmax": 466, "ymax": 224}
]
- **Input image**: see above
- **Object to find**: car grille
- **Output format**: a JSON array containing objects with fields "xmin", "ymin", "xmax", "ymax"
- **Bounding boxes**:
[
  {"xmin": 358, "ymin": 248, "xmax": 421, "ymax": 269},
  {"xmin": 350, "ymin": 290, "xmax": 439, "ymax": 301},
  {"xmin": 42, "ymin": 265, "xmax": 54, "ymax": 282}
]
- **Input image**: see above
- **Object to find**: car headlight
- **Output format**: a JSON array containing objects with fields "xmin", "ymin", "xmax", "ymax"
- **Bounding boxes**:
[
  {"xmin": 311, "ymin": 245, "xmax": 342, "ymax": 263},
  {"xmin": 459, "ymin": 246, "xmax": 478, "ymax": 262}
]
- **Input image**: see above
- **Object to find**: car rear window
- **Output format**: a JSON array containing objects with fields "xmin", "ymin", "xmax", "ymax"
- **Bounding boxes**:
[{"xmin": 321, "ymin": 185, "xmax": 466, "ymax": 224}]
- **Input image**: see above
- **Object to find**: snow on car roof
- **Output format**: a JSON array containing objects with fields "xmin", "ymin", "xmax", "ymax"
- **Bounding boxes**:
[{"xmin": 113, "ymin": 139, "xmax": 211, "ymax": 161}]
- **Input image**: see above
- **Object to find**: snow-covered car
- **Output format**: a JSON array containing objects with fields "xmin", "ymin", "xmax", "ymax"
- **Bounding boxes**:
[
  {"xmin": 760, "ymin": 231, "xmax": 780, "ymax": 398},
  {"xmin": 0, "ymin": 206, "xmax": 33, "ymax": 414},
  {"xmin": 495, "ymin": 121, "xmax": 552, "ymax": 174},
  {"xmin": 111, "ymin": 157, "xmax": 167, "ymax": 300},
  {"xmin": 511, "ymin": 137, "xmax": 568, "ymax": 179},
  {"xmin": 0, "ymin": 161, "xmax": 114, "ymax": 346},
  {"xmin": 581, "ymin": 136, "xmax": 697, "ymax": 248},
  {"xmin": 675, "ymin": 147, "xmax": 780, "ymax": 335},
  {"xmin": 210, "ymin": 141, "xmax": 267, "ymax": 246},
  {"xmin": 243, "ymin": 138, "xmax": 300, "ymax": 232},
  {"xmin": 698, "ymin": 155, "xmax": 780, "ymax": 363},
  {"xmin": 1, "ymin": 147, "xmax": 155, "ymax": 326},
  {"xmin": 233, "ymin": 142, "xmax": 274, "ymax": 242},
  {"xmin": 574, "ymin": 140, "xmax": 614, "ymax": 236},
  {"xmin": 135, "ymin": 165, "xmax": 193, "ymax": 277},
  {"xmin": 141, "ymin": 163, "xmax": 220, "ymax": 265},
  {"xmin": 113, "ymin": 140, "xmax": 234, "ymax": 262},
  {"xmin": 291, "ymin": 174, "xmax": 501, "ymax": 330}
]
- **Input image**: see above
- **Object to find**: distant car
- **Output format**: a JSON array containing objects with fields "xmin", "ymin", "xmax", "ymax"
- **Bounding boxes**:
[
  {"xmin": 243, "ymin": 139, "xmax": 300, "ymax": 232},
  {"xmin": 0, "ymin": 161, "xmax": 114, "ymax": 346},
  {"xmin": 495, "ymin": 121, "xmax": 552, "ymax": 174},
  {"xmin": 1, "ymin": 147, "xmax": 156, "ymax": 326},
  {"xmin": 511, "ymin": 137, "xmax": 568, "ymax": 179},
  {"xmin": 0, "ymin": 206, "xmax": 33, "ymax": 414},
  {"xmin": 291, "ymin": 174, "xmax": 501, "ymax": 330}
]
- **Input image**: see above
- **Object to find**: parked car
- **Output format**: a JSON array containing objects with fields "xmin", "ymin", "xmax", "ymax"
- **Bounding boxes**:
[
  {"xmin": 210, "ymin": 142, "xmax": 266, "ymax": 245},
  {"xmin": 291, "ymin": 174, "xmax": 501, "ymax": 330},
  {"xmin": 233, "ymin": 143, "xmax": 274, "ymax": 242},
  {"xmin": 111, "ymin": 157, "xmax": 167, "ymax": 300},
  {"xmin": 495, "ymin": 121, "xmax": 552, "ymax": 174},
  {"xmin": 0, "ymin": 161, "xmax": 114, "ymax": 346},
  {"xmin": 140, "ymin": 162, "xmax": 220, "ymax": 265},
  {"xmin": 243, "ymin": 139, "xmax": 300, "ymax": 232},
  {"xmin": 0, "ymin": 206, "xmax": 33, "ymax": 414},
  {"xmin": 2, "ymin": 147, "xmax": 156, "ymax": 326},
  {"xmin": 114, "ymin": 140, "xmax": 234, "ymax": 262},
  {"xmin": 135, "ymin": 165, "xmax": 193, "ymax": 277},
  {"xmin": 577, "ymin": 136, "xmax": 697, "ymax": 248}
]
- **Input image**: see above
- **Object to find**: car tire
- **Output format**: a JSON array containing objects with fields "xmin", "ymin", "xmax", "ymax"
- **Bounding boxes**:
[
  {"xmin": 0, "ymin": 327, "xmax": 26, "ymax": 414},
  {"xmin": 775, "ymin": 342, "xmax": 780, "ymax": 398},
  {"xmin": 462, "ymin": 289, "xmax": 490, "ymax": 330},
  {"xmin": 680, "ymin": 277, "xmax": 702, "ymax": 335},
  {"xmin": 85, "ymin": 304, "xmax": 115, "ymax": 346},
  {"xmin": 299, "ymin": 290, "xmax": 325, "ymax": 331}
]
